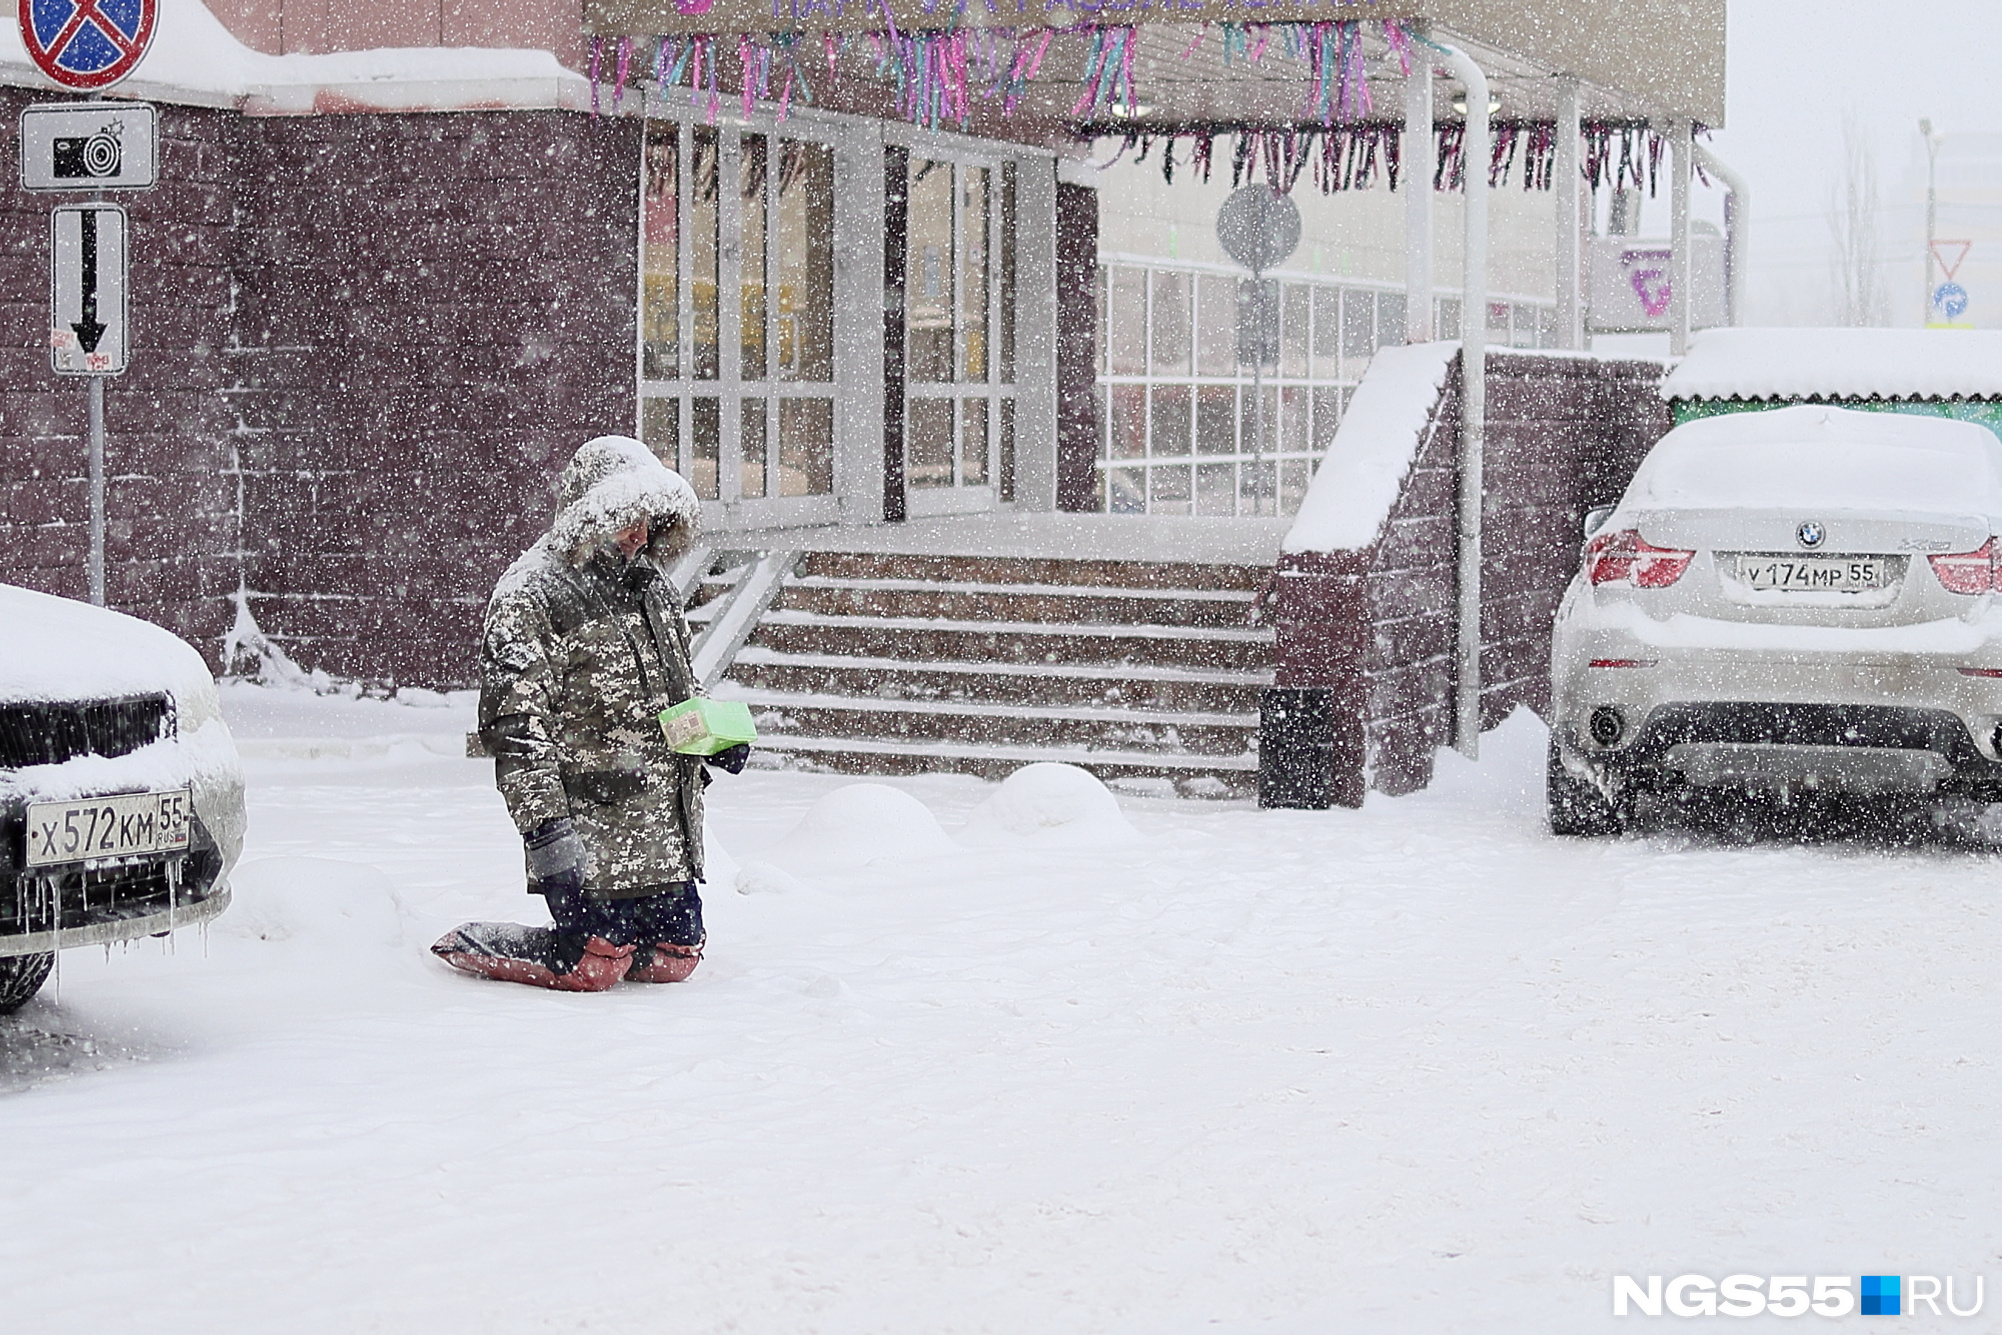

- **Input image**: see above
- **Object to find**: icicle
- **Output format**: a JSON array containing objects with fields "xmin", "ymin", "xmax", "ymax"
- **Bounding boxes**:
[
  {"xmin": 589, "ymin": 37, "xmax": 603, "ymax": 117},
  {"xmin": 614, "ymin": 36, "xmax": 632, "ymax": 110}
]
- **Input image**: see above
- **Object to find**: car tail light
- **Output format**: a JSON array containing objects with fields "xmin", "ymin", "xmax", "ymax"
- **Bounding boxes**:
[
  {"xmin": 1584, "ymin": 529, "xmax": 1694, "ymax": 588},
  {"xmin": 1928, "ymin": 539, "xmax": 2001, "ymax": 594}
]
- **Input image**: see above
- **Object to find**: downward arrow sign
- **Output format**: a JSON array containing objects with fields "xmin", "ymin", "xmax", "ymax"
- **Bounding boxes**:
[{"xmin": 72, "ymin": 209, "xmax": 107, "ymax": 354}]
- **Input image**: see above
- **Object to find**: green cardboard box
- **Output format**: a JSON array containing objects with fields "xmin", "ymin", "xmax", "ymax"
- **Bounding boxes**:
[{"xmin": 658, "ymin": 697, "xmax": 759, "ymax": 756}]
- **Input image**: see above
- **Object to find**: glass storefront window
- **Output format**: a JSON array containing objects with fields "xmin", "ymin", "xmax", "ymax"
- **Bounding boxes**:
[
  {"xmin": 779, "ymin": 398, "xmax": 833, "ymax": 496},
  {"xmin": 776, "ymin": 141, "xmax": 833, "ymax": 383},
  {"xmin": 908, "ymin": 159, "xmax": 954, "ymax": 384},
  {"xmin": 961, "ymin": 168, "xmax": 989, "ymax": 382},
  {"xmin": 908, "ymin": 397, "xmax": 953, "ymax": 488},
  {"xmin": 740, "ymin": 135, "xmax": 768, "ymax": 381},
  {"xmin": 640, "ymin": 121, "xmax": 836, "ymax": 507},
  {"xmin": 690, "ymin": 127, "xmax": 720, "ymax": 382},
  {"xmin": 641, "ymin": 126, "xmax": 678, "ymax": 381},
  {"xmin": 1094, "ymin": 259, "xmax": 1554, "ymax": 517}
]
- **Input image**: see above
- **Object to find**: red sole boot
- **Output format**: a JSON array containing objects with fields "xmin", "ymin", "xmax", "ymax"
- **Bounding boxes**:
[
  {"xmin": 432, "ymin": 923, "xmax": 633, "ymax": 992},
  {"xmin": 627, "ymin": 941, "xmax": 702, "ymax": 983}
]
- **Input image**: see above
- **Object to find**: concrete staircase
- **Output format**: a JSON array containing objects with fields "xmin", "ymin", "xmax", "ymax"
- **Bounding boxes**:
[{"xmin": 687, "ymin": 549, "xmax": 1274, "ymax": 794}]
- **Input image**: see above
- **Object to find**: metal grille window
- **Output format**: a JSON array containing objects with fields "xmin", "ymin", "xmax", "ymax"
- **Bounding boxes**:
[{"xmin": 1094, "ymin": 256, "xmax": 1555, "ymax": 517}]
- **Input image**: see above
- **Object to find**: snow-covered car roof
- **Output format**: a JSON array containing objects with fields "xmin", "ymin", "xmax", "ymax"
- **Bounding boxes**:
[
  {"xmin": 1662, "ymin": 327, "xmax": 2002, "ymax": 403},
  {"xmin": 0, "ymin": 583, "xmax": 217, "ymax": 705},
  {"xmin": 1621, "ymin": 405, "xmax": 2002, "ymax": 523}
]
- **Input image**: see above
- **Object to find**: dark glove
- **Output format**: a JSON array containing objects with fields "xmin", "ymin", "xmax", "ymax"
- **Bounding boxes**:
[
  {"xmin": 524, "ymin": 816, "xmax": 590, "ymax": 896},
  {"xmin": 705, "ymin": 743, "xmax": 751, "ymax": 775}
]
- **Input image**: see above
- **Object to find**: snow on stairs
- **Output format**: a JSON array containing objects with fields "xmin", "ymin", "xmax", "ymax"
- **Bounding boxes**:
[{"xmin": 689, "ymin": 550, "xmax": 1273, "ymax": 794}]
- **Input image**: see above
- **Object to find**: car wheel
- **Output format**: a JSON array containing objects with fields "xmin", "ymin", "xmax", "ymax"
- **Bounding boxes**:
[
  {"xmin": 0, "ymin": 953, "xmax": 54, "ymax": 1014},
  {"xmin": 1548, "ymin": 739, "xmax": 1623, "ymax": 836}
]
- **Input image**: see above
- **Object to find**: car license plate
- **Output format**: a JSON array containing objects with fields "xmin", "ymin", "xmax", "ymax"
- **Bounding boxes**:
[
  {"xmin": 1736, "ymin": 555, "xmax": 1887, "ymax": 592},
  {"xmin": 24, "ymin": 789, "xmax": 192, "ymax": 868}
]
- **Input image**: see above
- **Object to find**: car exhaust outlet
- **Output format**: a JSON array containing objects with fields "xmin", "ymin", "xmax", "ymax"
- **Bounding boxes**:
[{"xmin": 1589, "ymin": 706, "xmax": 1626, "ymax": 747}]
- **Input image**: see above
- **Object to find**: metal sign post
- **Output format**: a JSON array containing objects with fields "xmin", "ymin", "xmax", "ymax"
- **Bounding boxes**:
[
  {"xmin": 49, "ymin": 203, "xmax": 128, "ymax": 605},
  {"xmin": 1216, "ymin": 184, "xmax": 1301, "ymax": 517}
]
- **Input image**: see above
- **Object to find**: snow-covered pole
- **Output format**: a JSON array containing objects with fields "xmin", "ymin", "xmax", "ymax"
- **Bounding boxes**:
[
  {"xmin": 1667, "ymin": 119, "xmax": 1693, "ymax": 355},
  {"xmin": 1693, "ymin": 141, "xmax": 1750, "ymax": 326},
  {"xmin": 1402, "ymin": 55, "xmax": 1435, "ymax": 342},
  {"xmin": 1553, "ymin": 76, "xmax": 1584, "ymax": 349},
  {"xmin": 1419, "ymin": 33, "xmax": 1488, "ymax": 760}
]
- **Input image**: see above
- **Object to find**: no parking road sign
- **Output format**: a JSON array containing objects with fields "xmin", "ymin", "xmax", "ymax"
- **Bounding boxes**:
[{"xmin": 18, "ymin": 0, "xmax": 157, "ymax": 91}]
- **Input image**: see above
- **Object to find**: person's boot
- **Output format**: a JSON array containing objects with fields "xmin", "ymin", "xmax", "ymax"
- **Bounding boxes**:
[
  {"xmin": 432, "ymin": 923, "xmax": 634, "ymax": 992},
  {"xmin": 627, "ymin": 940, "xmax": 702, "ymax": 983}
]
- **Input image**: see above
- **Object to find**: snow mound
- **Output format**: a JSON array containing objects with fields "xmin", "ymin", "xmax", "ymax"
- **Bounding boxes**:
[
  {"xmin": 959, "ymin": 763, "xmax": 1138, "ymax": 849},
  {"xmin": 222, "ymin": 857, "xmax": 407, "ymax": 948},
  {"xmin": 768, "ymin": 784, "xmax": 956, "ymax": 872},
  {"xmin": 735, "ymin": 860, "xmax": 805, "ymax": 896}
]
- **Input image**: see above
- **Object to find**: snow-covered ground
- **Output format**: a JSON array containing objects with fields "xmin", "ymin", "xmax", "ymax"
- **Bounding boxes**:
[{"xmin": 2, "ymin": 684, "xmax": 1999, "ymax": 1332}]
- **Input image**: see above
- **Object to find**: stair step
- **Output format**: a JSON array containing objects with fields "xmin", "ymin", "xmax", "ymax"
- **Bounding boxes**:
[
  {"xmin": 801, "ymin": 550, "xmax": 1273, "ymax": 591},
  {"xmin": 751, "ymin": 610, "xmax": 1273, "ymax": 672},
  {"xmin": 776, "ymin": 576, "xmax": 1255, "ymax": 629},
  {"xmin": 755, "ymin": 732, "xmax": 1261, "ymax": 774},
  {"xmin": 728, "ymin": 646, "xmax": 1268, "ymax": 712},
  {"xmin": 721, "ymin": 685, "xmax": 1256, "ymax": 731}
]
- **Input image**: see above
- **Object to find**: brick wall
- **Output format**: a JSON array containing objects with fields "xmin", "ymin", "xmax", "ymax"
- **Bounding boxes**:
[
  {"xmin": 0, "ymin": 92, "xmax": 639, "ymax": 689},
  {"xmin": 226, "ymin": 109, "xmax": 640, "ymax": 686},
  {"xmin": 1268, "ymin": 351, "xmax": 1670, "ymax": 804}
]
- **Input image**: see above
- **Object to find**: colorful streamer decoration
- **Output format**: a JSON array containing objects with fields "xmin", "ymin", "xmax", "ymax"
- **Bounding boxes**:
[{"xmin": 589, "ymin": 18, "xmax": 1416, "ymax": 129}]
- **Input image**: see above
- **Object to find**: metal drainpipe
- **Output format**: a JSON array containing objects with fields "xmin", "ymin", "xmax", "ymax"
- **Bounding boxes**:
[
  {"xmin": 1692, "ymin": 142, "xmax": 1750, "ymax": 327},
  {"xmin": 1418, "ymin": 33, "xmax": 1489, "ymax": 760}
]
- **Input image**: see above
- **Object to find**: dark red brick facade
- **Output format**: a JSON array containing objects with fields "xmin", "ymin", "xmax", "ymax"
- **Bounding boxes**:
[
  {"xmin": 0, "ymin": 88, "xmax": 639, "ymax": 687},
  {"xmin": 1271, "ymin": 351, "xmax": 1670, "ymax": 803}
]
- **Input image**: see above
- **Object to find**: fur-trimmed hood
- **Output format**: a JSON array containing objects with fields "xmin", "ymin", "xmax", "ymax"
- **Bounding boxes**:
[{"xmin": 546, "ymin": 435, "xmax": 700, "ymax": 568}]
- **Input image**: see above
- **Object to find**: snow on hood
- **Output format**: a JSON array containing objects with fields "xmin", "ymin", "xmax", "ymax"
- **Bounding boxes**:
[
  {"xmin": 0, "ymin": 0, "xmax": 588, "ymax": 115},
  {"xmin": 1620, "ymin": 405, "xmax": 2002, "ymax": 523},
  {"xmin": 1663, "ymin": 327, "xmax": 2002, "ymax": 403},
  {"xmin": 0, "ymin": 584, "xmax": 216, "ymax": 706},
  {"xmin": 541, "ymin": 435, "xmax": 700, "ymax": 570}
]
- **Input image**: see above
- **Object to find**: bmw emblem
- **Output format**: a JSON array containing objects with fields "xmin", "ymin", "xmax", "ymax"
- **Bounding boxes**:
[{"xmin": 1796, "ymin": 521, "xmax": 1826, "ymax": 549}]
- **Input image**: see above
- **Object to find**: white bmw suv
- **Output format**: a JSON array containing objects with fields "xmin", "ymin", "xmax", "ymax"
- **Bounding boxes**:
[{"xmin": 1549, "ymin": 405, "xmax": 2002, "ymax": 833}]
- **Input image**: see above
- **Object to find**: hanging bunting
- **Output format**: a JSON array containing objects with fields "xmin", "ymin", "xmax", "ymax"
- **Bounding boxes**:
[{"xmin": 609, "ymin": 18, "xmax": 1412, "ymax": 130}]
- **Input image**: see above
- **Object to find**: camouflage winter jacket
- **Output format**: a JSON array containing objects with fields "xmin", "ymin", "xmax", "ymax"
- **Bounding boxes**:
[{"xmin": 478, "ymin": 436, "xmax": 708, "ymax": 897}]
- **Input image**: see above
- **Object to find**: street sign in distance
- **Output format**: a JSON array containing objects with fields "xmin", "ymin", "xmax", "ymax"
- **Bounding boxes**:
[
  {"xmin": 18, "ymin": 0, "xmax": 158, "ymax": 92},
  {"xmin": 1933, "ymin": 282, "xmax": 1970, "ymax": 323},
  {"xmin": 50, "ymin": 204, "xmax": 128, "ymax": 376},
  {"xmin": 1216, "ymin": 184, "xmax": 1301, "ymax": 276},
  {"xmin": 20, "ymin": 101, "xmax": 157, "ymax": 191}
]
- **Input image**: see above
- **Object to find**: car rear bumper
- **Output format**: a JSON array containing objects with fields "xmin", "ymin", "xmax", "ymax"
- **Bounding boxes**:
[{"xmin": 1564, "ymin": 701, "xmax": 2002, "ymax": 797}]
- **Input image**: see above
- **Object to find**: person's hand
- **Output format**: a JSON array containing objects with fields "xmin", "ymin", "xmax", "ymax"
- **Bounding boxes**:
[
  {"xmin": 524, "ymin": 816, "xmax": 590, "ymax": 894},
  {"xmin": 705, "ymin": 743, "xmax": 751, "ymax": 775}
]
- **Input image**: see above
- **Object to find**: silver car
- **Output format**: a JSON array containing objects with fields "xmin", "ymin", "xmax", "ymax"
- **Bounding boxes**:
[
  {"xmin": 1, "ymin": 584, "xmax": 245, "ymax": 1010},
  {"xmin": 1548, "ymin": 404, "xmax": 2002, "ymax": 834}
]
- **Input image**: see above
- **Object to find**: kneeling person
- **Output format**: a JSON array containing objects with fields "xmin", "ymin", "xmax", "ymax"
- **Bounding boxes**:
[{"xmin": 433, "ymin": 435, "xmax": 747, "ymax": 992}]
